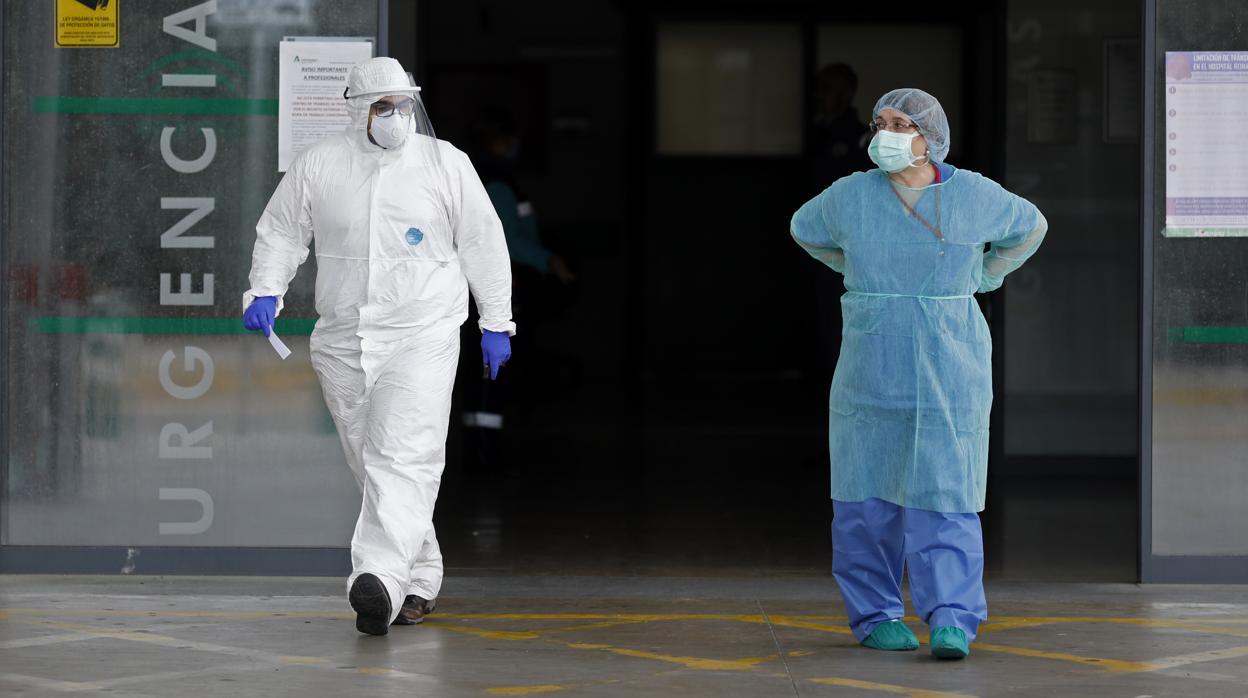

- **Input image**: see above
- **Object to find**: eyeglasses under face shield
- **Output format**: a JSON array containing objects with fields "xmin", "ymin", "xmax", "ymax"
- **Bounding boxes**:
[
  {"xmin": 343, "ymin": 86, "xmax": 442, "ymax": 164},
  {"xmin": 371, "ymin": 97, "xmax": 417, "ymax": 118}
]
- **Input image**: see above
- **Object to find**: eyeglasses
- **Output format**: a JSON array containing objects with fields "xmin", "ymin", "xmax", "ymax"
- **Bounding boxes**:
[
  {"xmin": 869, "ymin": 118, "xmax": 920, "ymax": 134},
  {"xmin": 371, "ymin": 98, "xmax": 416, "ymax": 118}
]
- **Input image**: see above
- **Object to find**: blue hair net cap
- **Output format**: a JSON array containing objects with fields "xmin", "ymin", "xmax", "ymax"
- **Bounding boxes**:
[{"xmin": 872, "ymin": 88, "xmax": 950, "ymax": 162}]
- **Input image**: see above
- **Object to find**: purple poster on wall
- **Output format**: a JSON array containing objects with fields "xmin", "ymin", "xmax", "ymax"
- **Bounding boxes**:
[{"xmin": 1164, "ymin": 52, "xmax": 1248, "ymax": 238}]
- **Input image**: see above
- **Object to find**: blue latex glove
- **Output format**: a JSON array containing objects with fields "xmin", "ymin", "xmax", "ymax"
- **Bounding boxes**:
[
  {"xmin": 481, "ymin": 330, "xmax": 511, "ymax": 381},
  {"xmin": 242, "ymin": 296, "xmax": 278, "ymax": 337}
]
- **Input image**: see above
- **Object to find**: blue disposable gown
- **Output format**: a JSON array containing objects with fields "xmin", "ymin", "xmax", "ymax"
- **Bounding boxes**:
[{"xmin": 791, "ymin": 165, "xmax": 1046, "ymax": 513}]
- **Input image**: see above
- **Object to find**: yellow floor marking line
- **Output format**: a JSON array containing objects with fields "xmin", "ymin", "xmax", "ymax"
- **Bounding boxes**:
[
  {"xmin": 810, "ymin": 677, "xmax": 977, "ymax": 698},
  {"xmin": 565, "ymin": 642, "xmax": 775, "ymax": 671},
  {"xmin": 440, "ymin": 613, "xmax": 769, "ymax": 622},
  {"xmin": 0, "ymin": 607, "xmax": 353, "ymax": 621},
  {"xmin": 1, "ymin": 608, "xmax": 1242, "ymax": 627},
  {"xmin": 1139, "ymin": 644, "xmax": 1248, "ymax": 672},
  {"xmin": 278, "ymin": 656, "xmax": 327, "ymax": 665},
  {"xmin": 23, "ymin": 619, "xmax": 331, "ymax": 669},
  {"xmin": 14, "ymin": 606, "xmax": 1248, "ymax": 679},
  {"xmin": 974, "ymin": 619, "xmax": 1064, "ymax": 634},
  {"xmin": 0, "ymin": 609, "xmax": 736, "ymax": 622},
  {"xmin": 486, "ymin": 685, "xmax": 570, "ymax": 695},
  {"xmin": 754, "ymin": 616, "xmax": 857, "ymax": 637},
  {"xmin": 0, "ymin": 672, "xmax": 103, "ymax": 692},
  {"xmin": 24, "ymin": 619, "xmax": 176, "ymax": 645},
  {"xmin": 13, "ymin": 609, "xmax": 1248, "ymax": 685},
  {"xmin": 973, "ymin": 642, "xmax": 1156, "ymax": 672},
  {"xmin": 428, "ymin": 614, "xmax": 790, "ymax": 645},
  {"xmin": 981, "ymin": 616, "xmax": 1248, "ymax": 640},
  {"xmin": 1097, "ymin": 618, "xmax": 1248, "ymax": 639},
  {"xmin": 435, "ymin": 619, "xmax": 652, "ymax": 642},
  {"xmin": 485, "ymin": 678, "xmax": 627, "ymax": 696},
  {"xmin": 978, "ymin": 639, "xmax": 1248, "ymax": 675},
  {"xmin": 425, "ymin": 618, "xmax": 653, "ymax": 641},
  {"xmin": 0, "ymin": 631, "xmax": 98, "ymax": 649},
  {"xmin": 321, "ymin": 664, "xmax": 440, "ymax": 685},
  {"xmin": 7, "ymin": 619, "xmax": 445, "ymax": 689},
  {"xmin": 753, "ymin": 614, "xmax": 1248, "ymax": 649},
  {"xmin": 539, "ymin": 620, "xmax": 650, "ymax": 634},
  {"xmin": 433, "ymin": 620, "xmax": 785, "ymax": 675},
  {"xmin": 427, "ymin": 622, "xmax": 542, "ymax": 641},
  {"xmin": 70, "ymin": 662, "xmax": 281, "ymax": 692}
]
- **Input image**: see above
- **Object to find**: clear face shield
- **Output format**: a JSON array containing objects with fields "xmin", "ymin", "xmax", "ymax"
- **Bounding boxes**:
[{"xmin": 344, "ymin": 71, "xmax": 440, "ymax": 164}]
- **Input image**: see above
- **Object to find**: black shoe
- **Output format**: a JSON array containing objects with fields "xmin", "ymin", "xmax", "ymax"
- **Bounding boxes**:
[
  {"xmin": 392, "ymin": 595, "xmax": 436, "ymax": 626},
  {"xmin": 349, "ymin": 574, "xmax": 392, "ymax": 636}
]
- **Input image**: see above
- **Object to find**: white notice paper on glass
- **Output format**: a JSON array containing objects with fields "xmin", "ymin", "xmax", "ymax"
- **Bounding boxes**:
[
  {"xmin": 1164, "ymin": 51, "xmax": 1248, "ymax": 237},
  {"xmin": 278, "ymin": 39, "xmax": 374, "ymax": 172}
]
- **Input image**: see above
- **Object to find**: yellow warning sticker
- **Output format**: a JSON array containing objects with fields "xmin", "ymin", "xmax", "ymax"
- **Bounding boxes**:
[{"xmin": 55, "ymin": 0, "xmax": 119, "ymax": 48}]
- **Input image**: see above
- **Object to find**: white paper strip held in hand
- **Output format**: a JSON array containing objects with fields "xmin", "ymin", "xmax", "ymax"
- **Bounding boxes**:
[{"xmin": 268, "ymin": 330, "xmax": 292, "ymax": 360}]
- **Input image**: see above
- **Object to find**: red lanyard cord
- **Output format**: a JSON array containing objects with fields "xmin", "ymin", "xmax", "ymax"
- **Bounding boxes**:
[{"xmin": 888, "ymin": 164, "xmax": 943, "ymax": 240}]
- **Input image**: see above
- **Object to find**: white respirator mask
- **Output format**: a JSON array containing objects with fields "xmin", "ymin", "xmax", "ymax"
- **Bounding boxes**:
[{"xmin": 369, "ymin": 113, "xmax": 411, "ymax": 150}]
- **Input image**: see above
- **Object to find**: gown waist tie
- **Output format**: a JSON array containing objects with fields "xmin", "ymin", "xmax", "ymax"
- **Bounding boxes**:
[{"xmin": 846, "ymin": 291, "xmax": 973, "ymax": 300}]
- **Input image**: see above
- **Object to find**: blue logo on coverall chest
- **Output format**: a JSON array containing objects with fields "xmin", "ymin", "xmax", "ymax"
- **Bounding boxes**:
[{"xmin": 405, "ymin": 228, "xmax": 424, "ymax": 246}]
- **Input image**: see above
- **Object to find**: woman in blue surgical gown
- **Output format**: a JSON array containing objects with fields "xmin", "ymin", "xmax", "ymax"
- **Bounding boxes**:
[{"xmin": 790, "ymin": 88, "xmax": 1046, "ymax": 660}]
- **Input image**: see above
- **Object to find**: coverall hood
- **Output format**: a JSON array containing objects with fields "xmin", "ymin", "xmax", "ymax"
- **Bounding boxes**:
[{"xmin": 344, "ymin": 57, "xmax": 421, "ymax": 131}]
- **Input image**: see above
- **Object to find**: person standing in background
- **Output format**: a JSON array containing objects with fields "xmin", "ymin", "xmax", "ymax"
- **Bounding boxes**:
[{"xmin": 809, "ymin": 64, "xmax": 873, "ymax": 383}]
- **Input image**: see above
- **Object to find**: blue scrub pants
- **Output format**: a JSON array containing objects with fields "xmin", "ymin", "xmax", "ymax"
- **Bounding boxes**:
[{"xmin": 832, "ymin": 498, "xmax": 987, "ymax": 642}]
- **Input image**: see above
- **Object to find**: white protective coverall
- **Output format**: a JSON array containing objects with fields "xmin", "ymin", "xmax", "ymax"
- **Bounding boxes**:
[{"xmin": 243, "ymin": 58, "xmax": 514, "ymax": 621}]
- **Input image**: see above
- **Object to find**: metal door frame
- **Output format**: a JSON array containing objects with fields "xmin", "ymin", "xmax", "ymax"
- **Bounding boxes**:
[{"xmin": 1139, "ymin": 0, "xmax": 1248, "ymax": 583}]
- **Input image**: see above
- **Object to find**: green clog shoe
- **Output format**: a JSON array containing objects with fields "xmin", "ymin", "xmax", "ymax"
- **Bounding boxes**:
[
  {"xmin": 861, "ymin": 620, "xmax": 920, "ymax": 651},
  {"xmin": 930, "ymin": 626, "xmax": 970, "ymax": 659}
]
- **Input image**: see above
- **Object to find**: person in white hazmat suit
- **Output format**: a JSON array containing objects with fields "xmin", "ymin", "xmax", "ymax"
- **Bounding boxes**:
[{"xmin": 241, "ymin": 57, "xmax": 515, "ymax": 636}]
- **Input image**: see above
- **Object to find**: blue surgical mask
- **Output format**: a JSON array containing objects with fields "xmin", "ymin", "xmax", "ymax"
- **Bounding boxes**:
[{"xmin": 868, "ymin": 130, "xmax": 923, "ymax": 173}]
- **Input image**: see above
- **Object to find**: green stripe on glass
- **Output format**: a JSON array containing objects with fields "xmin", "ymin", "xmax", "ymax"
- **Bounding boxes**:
[
  {"xmin": 34, "ymin": 317, "xmax": 315, "ymax": 336},
  {"xmin": 33, "ymin": 96, "xmax": 278, "ymax": 116},
  {"xmin": 1168, "ymin": 326, "xmax": 1248, "ymax": 344}
]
